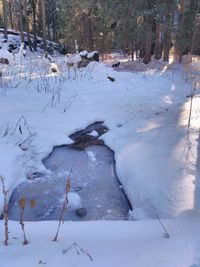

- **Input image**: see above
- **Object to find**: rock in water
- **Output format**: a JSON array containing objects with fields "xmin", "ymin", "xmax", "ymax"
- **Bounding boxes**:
[{"xmin": 75, "ymin": 207, "xmax": 87, "ymax": 217}]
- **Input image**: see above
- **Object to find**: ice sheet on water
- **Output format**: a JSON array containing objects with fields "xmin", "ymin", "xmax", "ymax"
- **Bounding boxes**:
[{"xmin": 8, "ymin": 144, "xmax": 130, "ymax": 221}]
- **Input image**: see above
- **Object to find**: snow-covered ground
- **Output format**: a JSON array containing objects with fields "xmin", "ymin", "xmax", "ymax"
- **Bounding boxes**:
[
  {"xmin": 0, "ymin": 47, "xmax": 200, "ymax": 266},
  {"xmin": 1, "ymin": 217, "xmax": 200, "ymax": 267}
]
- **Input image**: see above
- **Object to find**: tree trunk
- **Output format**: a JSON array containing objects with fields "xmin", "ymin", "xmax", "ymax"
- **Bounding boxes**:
[
  {"xmin": 52, "ymin": 13, "xmax": 57, "ymax": 42},
  {"xmin": 131, "ymin": 40, "xmax": 134, "ymax": 61},
  {"xmin": 41, "ymin": 0, "xmax": 47, "ymax": 50},
  {"xmin": 19, "ymin": 0, "xmax": 24, "ymax": 42},
  {"xmin": 9, "ymin": 0, "xmax": 14, "ymax": 29},
  {"xmin": 179, "ymin": 0, "xmax": 191, "ymax": 13},
  {"xmin": 51, "ymin": 0, "xmax": 57, "ymax": 42},
  {"xmin": 154, "ymin": 22, "xmax": 162, "ymax": 60},
  {"xmin": 190, "ymin": 1, "xmax": 200, "ymax": 56},
  {"xmin": 81, "ymin": 9, "xmax": 93, "ymax": 51},
  {"xmin": 100, "ymin": 33, "xmax": 104, "ymax": 60},
  {"xmin": 38, "ymin": 0, "xmax": 42, "ymax": 37},
  {"xmin": 163, "ymin": 30, "xmax": 171, "ymax": 62},
  {"xmin": 47, "ymin": 21, "xmax": 51, "ymax": 41},
  {"xmin": 82, "ymin": 14, "xmax": 87, "ymax": 49},
  {"xmin": 87, "ymin": 9, "xmax": 94, "ymax": 51},
  {"xmin": 143, "ymin": 16, "xmax": 152, "ymax": 64},
  {"xmin": 163, "ymin": 7, "xmax": 173, "ymax": 62},
  {"xmin": 2, "ymin": 0, "xmax": 8, "ymax": 39},
  {"xmin": 32, "ymin": 0, "xmax": 37, "ymax": 51},
  {"xmin": 23, "ymin": 0, "xmax": 32, "ymax": 51},
  {"xmin": 174, "ymin": 0, "xmax": 191, "ymax": 62}
]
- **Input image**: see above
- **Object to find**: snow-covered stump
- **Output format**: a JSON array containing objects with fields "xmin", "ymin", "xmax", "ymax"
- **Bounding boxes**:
[{"xmin": 78, "ymin": 50, "xmax": 99, "ymax": 68}]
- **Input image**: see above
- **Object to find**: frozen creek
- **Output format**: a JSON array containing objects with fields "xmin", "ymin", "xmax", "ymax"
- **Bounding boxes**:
[{"xmin": 8, "ymin": 122, "xmax": 131, "ymax": 221}]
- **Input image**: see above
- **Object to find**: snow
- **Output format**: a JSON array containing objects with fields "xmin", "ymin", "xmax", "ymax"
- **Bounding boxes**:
[
  {"xmin": 0, "ymin": 142, "xmax": 23, "ymax": 205},
  {"xmin": 0, "ymin": 43, "xmax": 200, "ymax": 266},
  {"xmin": 62, "ymin": 192, "xmax": 81, "ymax": 210},
  {"xmin": 0, "ymin": 45, "xmax": 14, "ymax": 63},
  {"xmin": 80, "ymin": 50, "xmax": 88, "ymax": 57},
  {"xmin": 86, "ymin": 150, "xmax": 96, "ymax": 162},
  {"xmin": 65, "ymin": 53, "xmax": 81, "ymax": 64},
  {"xmin": 88, "ymin": 130, "xmax": 98, "ymax": 137},
  {"xmin": 1, "ymin": 217, "xmax": 200, "ymax": 267},
  {"xmin": 87, "ymin": 51, "xmax": 98, "ymax": 59}
]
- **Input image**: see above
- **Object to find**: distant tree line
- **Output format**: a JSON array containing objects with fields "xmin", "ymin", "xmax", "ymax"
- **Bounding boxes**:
[{"xmin": 0, "ymin": 0, "xmax": 200, "ymax": 62}]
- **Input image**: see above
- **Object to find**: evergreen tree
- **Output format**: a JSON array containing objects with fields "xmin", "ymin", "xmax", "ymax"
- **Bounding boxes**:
[{"xmin": 0, "ymin": 0, "xmax": 199, "ymax": 60}]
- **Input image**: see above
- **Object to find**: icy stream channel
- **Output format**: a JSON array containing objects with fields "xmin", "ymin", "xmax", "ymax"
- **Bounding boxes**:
[{"xmin": 8, "ymin": 123, "xmax": 131, "ymax": 221}]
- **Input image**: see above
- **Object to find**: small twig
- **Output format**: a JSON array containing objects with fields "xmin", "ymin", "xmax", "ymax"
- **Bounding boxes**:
[
  {"xmin": 53, "ymin": 176, "xmax": 71, "ymax": 241},
  {"xmin": 19, "ymin": 198, "xmax": 28, "ymax": 245},
  {"xmin": 63, "ymin": 94, "xmax": 77, "ymax": 113},
  {"xmin": 188, "ymin": 82, "xmax": 196, "ymax": 127},
  {"xmin": 186, "ymin": 127, "xmax": 192, "ymax": 161},
  {"xmin": 0, "ymin": 175, "xmax": 9, "ymax": 245},
  {"xmin": 155, "ymin": 214, "xmax": 170, "ymax": 238},
  {"xmin": 42, "ymin": 99, "xmax": 52, "ymax": 113},
  {"xmin": 70, "ymin": 157, "xmax": 79, "ymax": 173},
  {"xmin": 11, "ymin": 115, "xmax": 32, "ymax": 136},
  {"xmin": 12, "ymin": 81, "xmax": 21, "ymax": 89},
  {"xmin": 19, "ymin": 209, "xmax": 28, "ymax": 245},
  {"xmin": 63, "ymin": 242, "xmax": 93, "ymax": 262}
]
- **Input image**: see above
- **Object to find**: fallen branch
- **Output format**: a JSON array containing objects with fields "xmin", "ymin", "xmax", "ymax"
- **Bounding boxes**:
[{"xmin": 188, "ymin": 82, "xmax": 196, "ymax": 127}]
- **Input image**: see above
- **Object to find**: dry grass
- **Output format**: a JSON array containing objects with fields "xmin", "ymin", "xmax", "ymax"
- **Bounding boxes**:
[
  {"xmin": 18, "ymin": 198, "xmax": 36, "ymax": 245},
  {"xmin": 53, "ymin": 175, "xmax": 71, "ymax": 242}
]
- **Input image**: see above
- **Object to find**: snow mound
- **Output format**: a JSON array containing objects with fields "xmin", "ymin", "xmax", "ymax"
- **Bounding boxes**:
[
  {"xmin": 0, "ymin": 47, "xmax": 14, "ymax": 63},
  {"xmin": 86, "ymin": 151, "xmax": 96, "ymax": 162},
  {"xmin": 117, "ymin": 57, "xmax": 166, "ymax": 73},
  {"xmin": 59, "ymin": 192, "xmax": 81, "ymax": 210},
  {"xmin": 83, "ymin": 62, "xmax": 115, "ymax": 81},
  {"xmin": 0, "ymin": 142, "xmax": 24, "ymax": 214},
  {"xmin": 87, "ymin": 51, "xmax": 98, "ymax": 59},
  {"xmin": 68, "ymin": 192, "xmax": 82, "ymax": 209},
  {"xmin": 80, "ymin": 50, "xmax": 88, "ymax": 57}
]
